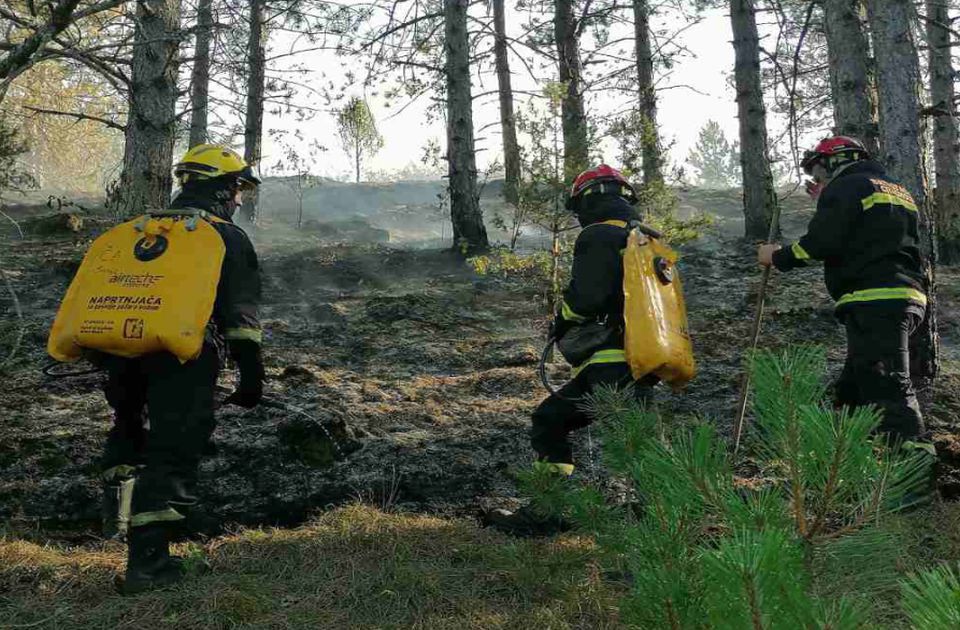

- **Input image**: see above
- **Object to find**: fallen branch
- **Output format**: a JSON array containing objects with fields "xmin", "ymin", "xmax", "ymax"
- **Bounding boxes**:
[
  {"xmin": 0, "ymin": 207, "xmax": 23, "ymax": 238},
  {"xmin": 0, "ymin": 254, "xmax": 24, "ymax": 371},
  {"xmin": 0, "ymin": 202, "xmax": 24, "ymax": 371}
]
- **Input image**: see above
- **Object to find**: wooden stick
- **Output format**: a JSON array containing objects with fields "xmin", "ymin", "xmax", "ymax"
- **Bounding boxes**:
[
  {"xmin": 732, "ymin": 204, "xmax": 782, "ymax": 454},
  {"xmin": 732, "ymin": 265, "xmax": 772, "ymax": 454}
]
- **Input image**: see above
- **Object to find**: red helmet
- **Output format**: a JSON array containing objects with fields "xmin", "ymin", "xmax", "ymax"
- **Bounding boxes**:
[
  {"xmin": 567, "ymin": 164, "xmax": 638, "ymax": 211},
  {"xmin": 800, "ymin": 136, "xmax": 868, "ymax": 175}
]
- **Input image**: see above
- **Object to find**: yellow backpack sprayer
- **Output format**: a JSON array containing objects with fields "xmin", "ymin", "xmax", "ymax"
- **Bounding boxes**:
[{"xmin": 539, "ymin": 220, "xmax": 696, "ymax": 397}]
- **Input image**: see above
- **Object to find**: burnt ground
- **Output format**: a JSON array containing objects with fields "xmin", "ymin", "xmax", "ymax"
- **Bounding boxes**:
[{"xmin": 2, "ymin": 188, "xmax": 960, "ymax": 537}]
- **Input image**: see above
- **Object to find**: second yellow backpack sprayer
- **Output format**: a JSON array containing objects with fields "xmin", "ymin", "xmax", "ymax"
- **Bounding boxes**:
[{"xmin": 539, "ymin": 221, "xmax": 696, "ymax": 398}]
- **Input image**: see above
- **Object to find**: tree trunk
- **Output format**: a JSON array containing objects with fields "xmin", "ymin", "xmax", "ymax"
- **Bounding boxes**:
[
  {"xmin": 355, "ymin": 135, "xmax": 361, "ymax": 183},
  {"xmin": 240, "ymin": 0, "xmax": 266, "ymax": 224},
  {"xmin": 188, "ymin": 0, "xmax": 213, "ymax": 147},
  {"xmin": 118, "ymin": 0, "xmax": 181, "ymax": 216},
  {"xmin": 554, "ymin": 0, "xmax": 588, "ymax": 181},
  {"xmin": 867, "ymin": 0, "xmax": 939, "ymax": 383},
  {"xmin": 729, "ymin": 0, "xmax": 778, "ymax": 239},
  {"xmin": 634, "ymin": 0, "xmax": 662, "ymax": 186},
  {"xmin": 445, "ymin": 0, "xmax": 488, "ymax": 254},
  {"xmin": 926, "ymin": 0, "xmax": 960, "ymax": 264},
  {"xmin": 493, "ymin": 0, "xmax": 520, "ymax": 205},
  {"xmin": 822, "ymin": 0, "xmax": 879, "ymax": 154}
]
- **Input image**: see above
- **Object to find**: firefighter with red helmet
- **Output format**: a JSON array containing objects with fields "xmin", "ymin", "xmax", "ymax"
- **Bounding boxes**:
[
  {"xmin": 485, "ymin": 164, "xmax": 657, "ymax": 536},
  {"xmin": 758, "ymin": 137, "xmax": 936, "ymax": 479}
]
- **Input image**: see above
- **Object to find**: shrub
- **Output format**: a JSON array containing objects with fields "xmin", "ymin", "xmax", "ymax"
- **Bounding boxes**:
[{"xmin": 523, "ymin": 345, "xmax": 935, "ymax": 628}]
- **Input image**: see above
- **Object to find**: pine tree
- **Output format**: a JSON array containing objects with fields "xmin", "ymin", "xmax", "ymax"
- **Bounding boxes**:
[
  {"xmin": 523, "ymin": 345, "xmax": 935, "ymax": 627},
  {"xmin": 336, "ymin": 97, "xmax": 384, "ymax": 183},
  {"xmin": 729, "ymin": 0, "xmax": 778, "ymax": 239},
  {"xmin": 118, "ymin": 0, "xmax": 181, "ymax": 216},
  {"xmin": 687, "ymin": 120, "xmax": 740, "ymax": 188}
]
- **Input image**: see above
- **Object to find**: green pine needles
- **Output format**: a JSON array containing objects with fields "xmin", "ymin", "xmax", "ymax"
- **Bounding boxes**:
[
  {"xmin": 902, "ymin": 564, "xmax": 960, "ymax": 629},
  {"xmin": 521, "ymin": 345, "xmax": 945, "ymax": 629}
]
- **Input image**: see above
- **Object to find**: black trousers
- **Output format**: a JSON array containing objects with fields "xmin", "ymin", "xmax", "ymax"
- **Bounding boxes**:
[
  {"xmin": 101, "ymin": 346, "xmax": 220, "ymax": 524},
  {"xmin": 531, "ymin": 362, "xmax": 652, "ymax": 465},
  {"xmin": 836, "ymin": 303, "xmax": 925, "ymax": 441}
]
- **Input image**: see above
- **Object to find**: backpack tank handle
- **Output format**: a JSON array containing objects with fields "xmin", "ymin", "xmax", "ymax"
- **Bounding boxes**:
[{"xmin": 627, "ymin": 219, "xmax": 663, "ymax": 240}]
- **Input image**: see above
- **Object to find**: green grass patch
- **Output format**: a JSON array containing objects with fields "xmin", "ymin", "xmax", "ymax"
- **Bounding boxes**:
[{"xmin": 0, "ymin": 504, "xmax": 622, "ymax": 629}]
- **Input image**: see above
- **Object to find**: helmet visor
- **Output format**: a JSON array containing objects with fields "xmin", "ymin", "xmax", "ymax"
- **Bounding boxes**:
[
  {"xmin": 235, "ymin": 164, "xmax": 262, "ymax": 190},
  {"xmin": 800, "ymin": 150, "xmax": 821, "ymax": 175}
]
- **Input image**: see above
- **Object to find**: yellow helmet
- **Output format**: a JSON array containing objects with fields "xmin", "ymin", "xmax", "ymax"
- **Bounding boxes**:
[{"xmin": 173, "ymin": 144, "xmax": 262, "ymax": 189}]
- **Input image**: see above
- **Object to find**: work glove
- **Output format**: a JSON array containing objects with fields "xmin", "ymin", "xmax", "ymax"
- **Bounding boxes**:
[
  {"xmin": 549, "ymin": 312, "xmax": 567, "ymax": 341},
  {"xmin": 225, "ymin": 339, "xmax": 264, "ymax": 408}
]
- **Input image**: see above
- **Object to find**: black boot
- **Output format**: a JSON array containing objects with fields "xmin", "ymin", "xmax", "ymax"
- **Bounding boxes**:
[
  {"xmin": 482, "ymin": 504, "xmax": 571, "ymax": 537},
  {"xmin": 119, "ymin": 524, "xmax": 184, "ymax": 595}
]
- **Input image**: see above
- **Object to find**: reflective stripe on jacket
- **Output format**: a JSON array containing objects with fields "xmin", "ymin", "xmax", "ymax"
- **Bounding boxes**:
[{"xmin": 771, "ymin": 160, "xmax": 927, "ymax": 312}]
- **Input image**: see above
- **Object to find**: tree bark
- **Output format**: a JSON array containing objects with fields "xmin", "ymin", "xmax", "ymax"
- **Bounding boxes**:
[
  {"xmin": 867, "ymin": 0, "xmax": 939, "ymax": 383},
  {"xmin": 240, "ymin": 0, "xmax": 266, "ymax": 224},
  {"xmin": 867, "ymin": 0, "xmax": 925, "ymax": 204},
  {"xmin": 188, "ymin": 0, "xmax": 213, "ymax": 147},
  {"xmin": 554, "ymin": 0, "xmax": 588, "ymax": 181},
  {"xmin": 822, "ymin": 0, "xmax": 879, "ymax": 154},
  {"xmin": 729, "ymin": 0, "xmax": 778, "ymax": 239},
  {"xmin": 926, "ymin": 0, "xmax": 960, "ymax": 264},
  {"xmin": 634, "ymin": 0, "xmax": 662, "ymax": 186},
  {"xmin": 493, "ymin": 0, "xmax": 520, "ymax": 205},
  {"xmin": 445, "ymin": 0, "xmax": 488, "ymax": 254},
  {"xmin": 355, "ymin": 134, "xmax": 361, "ymax": 183},
  {"xmin": 118, "ymin": 0, "xmax": 181, "ymax": 215}
]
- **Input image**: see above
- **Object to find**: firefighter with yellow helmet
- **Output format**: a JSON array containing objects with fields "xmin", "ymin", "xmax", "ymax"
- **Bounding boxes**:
[{"xmin": 56, "ymin": 145, "xmax": 265, "ymax": 593}]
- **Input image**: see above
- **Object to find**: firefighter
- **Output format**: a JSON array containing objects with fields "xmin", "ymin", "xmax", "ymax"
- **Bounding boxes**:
[
  {"xmin": 99, "ymin": 145, "xmax": 265, "ymax": 593},
  {"xmin": 485, "ymin": 164, "xmax": 657, "ymax": 536},
  {"xmin": 758, "ymin": 136, "xmax": 937, "ymax": 478}
]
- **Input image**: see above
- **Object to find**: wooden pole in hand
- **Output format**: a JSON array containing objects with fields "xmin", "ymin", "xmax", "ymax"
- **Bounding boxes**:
[{"xmin": 732, "ymin": 202, "xmax": 782, "ymax": 454}]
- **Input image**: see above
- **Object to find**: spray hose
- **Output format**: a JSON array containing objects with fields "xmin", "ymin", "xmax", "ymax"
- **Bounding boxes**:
[
  {"xmin": 42, "ymin": 361, "xmax": 104, "ymax": 378},
  {"xmin": 538, "ymin": 337, "xmax": 565, "ymax": 398},
  {"xmin": 538, "ymin": 337, "xmax": 634, "ymax": 403}
]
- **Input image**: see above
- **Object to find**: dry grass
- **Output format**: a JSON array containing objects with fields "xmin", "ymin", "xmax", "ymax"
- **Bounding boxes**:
[{"xmin": 0, "ymin": 505, "xmax": 623, "ymax": 629}]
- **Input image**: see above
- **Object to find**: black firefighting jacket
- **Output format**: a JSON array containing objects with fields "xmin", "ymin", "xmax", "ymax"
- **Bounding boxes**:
[
  {"xmin": 553, "ymin": 194, "xmax": 639, "ymax": 367},
  {"xmin": 771, "ymin": 160, "xmax": 927, "ymax": 313},
  {"xmin": 168, "ymin": 188, "xmax": 262, "ymax": 346}
]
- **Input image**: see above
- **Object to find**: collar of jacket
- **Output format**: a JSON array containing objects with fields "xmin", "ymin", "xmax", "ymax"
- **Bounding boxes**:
[
  {"xmin": 831, "ymin": 159, "xmax": 885, "ymax": 183},
  {"xmin": 575, "ymin": 194, "xmax": 638, "ymax": 228},
  {"xmin": 169, "ymin": 186, "xmax": 235, "ymax": 222}
]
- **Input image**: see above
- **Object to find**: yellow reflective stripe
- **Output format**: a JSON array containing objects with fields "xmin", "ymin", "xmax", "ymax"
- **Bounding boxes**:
[
  {"xmin": 130, "ymin": 507, "xmax": 185, "ymax": 527},
  {"xmin": 791, "ymin": 242, "xmax": 811, "ymax": 261},
  {"xmin": 903, "ymin": 441, "xmax": 937, "ymax": 457},
  {"xmin": 102, "ymin": 464, "xmax": 138, "ymax": 481},
  {"xmin": 582, "ymin": 186, "xmax": 633, "ymax": 198},
  {"xmin": 861, "ymin": 192, "xmax": 918, "ymax": 213},
  {"xmin": 561, "ymin": 300, "xmax": 587, "ymax": 323},
  {"xmin": 835, "ymin": 287, "xmax": 927, "ymax": 307},
  {"xmin": 571, "ymin": 348, "xmax": 627, "ymax": 376},
  {"xmin": 600, "ymin": 219, "xmax": 628, "ymax": 228},
  {"xmin": 224, "ymin": 327, "xmax": 263, "ymax": 343},
  {"xmin": 533, "ymin": 461, "xmax": 575, "ymax": 476}
]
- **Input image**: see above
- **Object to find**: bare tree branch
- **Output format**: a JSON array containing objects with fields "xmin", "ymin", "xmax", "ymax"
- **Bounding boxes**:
[{"xmin": 22, "ymin": 105, "xmax": 126, "ymax": 130}]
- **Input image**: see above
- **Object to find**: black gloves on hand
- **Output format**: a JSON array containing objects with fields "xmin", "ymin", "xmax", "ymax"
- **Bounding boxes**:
[
  {"xmin": 550, "ymin": 312, "xmax": 572, "ymax": 341},
  {"xmin": 225, "ymin": 340, "xmax": 265, "ymax": 408}
]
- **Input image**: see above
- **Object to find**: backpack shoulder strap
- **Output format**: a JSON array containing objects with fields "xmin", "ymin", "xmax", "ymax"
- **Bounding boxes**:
[{"xmin": 139, "ymin": 207, "xmax": 226, "ymax": 231}]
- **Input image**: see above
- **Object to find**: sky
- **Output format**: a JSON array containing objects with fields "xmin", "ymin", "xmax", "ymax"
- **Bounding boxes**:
[{"xmin": 254, "ymin": 5, "xmax": 743, "ymax": 181}]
